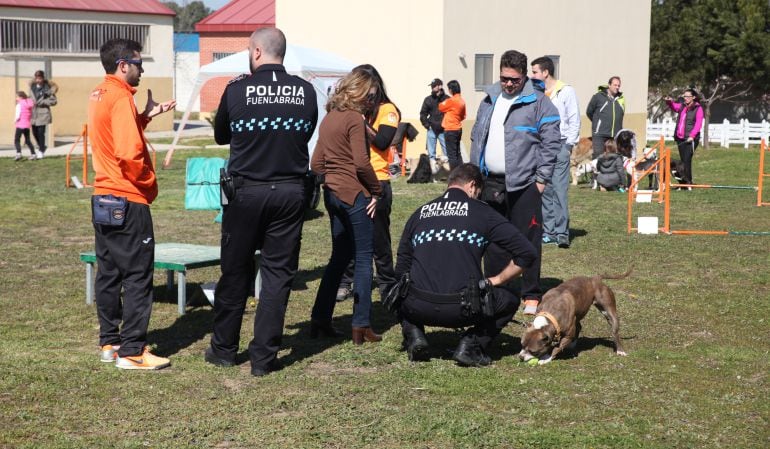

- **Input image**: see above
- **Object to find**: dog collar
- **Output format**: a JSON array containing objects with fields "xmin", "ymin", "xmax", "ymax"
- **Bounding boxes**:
[{"xmin": 535, "ymin": 311, "xmax": 562, "ymax": 343}]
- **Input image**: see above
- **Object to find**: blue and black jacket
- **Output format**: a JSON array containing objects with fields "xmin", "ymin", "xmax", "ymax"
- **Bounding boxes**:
[{"xmin": 469, "ymin": 78, "xmax": 561, "ymax": 192}]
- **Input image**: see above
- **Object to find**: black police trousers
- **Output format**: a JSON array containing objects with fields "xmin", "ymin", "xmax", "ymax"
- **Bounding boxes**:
[
  {"xmin": 399, "ymin": 290, "xmax": 518, "ymax": 349},
  {"xmin": 93, "ymin": 201, "xmax": 155, "ymax": 357},
  {"xmin": 210, "ymin": 180, "xmax": 305, "ymax": 371}
]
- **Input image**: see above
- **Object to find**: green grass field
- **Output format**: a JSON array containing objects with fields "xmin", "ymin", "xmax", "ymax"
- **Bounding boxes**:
[{"xmin": 1, "ymin": 144, "xmax": 768, "ymax": 448}]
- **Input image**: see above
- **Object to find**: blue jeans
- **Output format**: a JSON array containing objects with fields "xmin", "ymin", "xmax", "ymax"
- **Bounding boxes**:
[
  {"xmin": 542, "ymin": 142, "xmax": 571, "ymax": 240},
  {"xmin": 426, "ymin": 128, "xmax": 446, "ymax": 160},
  {"xmin": 312, "ymin": 190, "xmax": 375, "ymax": 327}
]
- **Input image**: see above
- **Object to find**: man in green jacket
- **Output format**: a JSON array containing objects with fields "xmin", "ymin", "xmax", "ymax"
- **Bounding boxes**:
[{"xmin": 586, "ymin": 76, "xmax": 625, "ymax": 159}]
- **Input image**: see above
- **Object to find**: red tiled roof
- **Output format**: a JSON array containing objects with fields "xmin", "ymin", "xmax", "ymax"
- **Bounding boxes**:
[
  {"xmin": 196, "ymin": 0, "xmax": 274, "ymax": 33},
  {"xmin": 0, "ymin": 0, "xmax": 175, "ymax": 16}
]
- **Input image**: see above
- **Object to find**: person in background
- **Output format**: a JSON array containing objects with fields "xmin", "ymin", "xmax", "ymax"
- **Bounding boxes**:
[
  {"xmin": 335, "ymin": 64, "xmax": 399, "ymax": 303},
  {"xmin": 419, "ymin": 78, "xmax": 449, "ymax": 171},
  {"xmin": 310, "ymin": 68, "xmax": 383, "ymax": 346},
  {"xmin": 14, "ymin": 91, "xmax": 37, "ymax": 161},
  {"xmin": 438, "ymin": 80, "xmax": 466, "ymax": 171},
  {"xmin": 665, "ymin": 88, "xmax": 704, "ymax": 187},
  {"xmin": 530, "ymin": 56, "xmax": 580, "ymax": 249},
  {"xmin": 29, "ymin": 70, "xmax": 58, "ymax": 158},
  {"xmin": 596, "ymin": 140, "xmax": 627, "ymax": 192},
  {"xmin": 88, "ymin": 38, "xmax": 176, "ymax": 370},
  {"xmin": 586, "ymin": 76, "xmax": 624, "ymax": 159}
]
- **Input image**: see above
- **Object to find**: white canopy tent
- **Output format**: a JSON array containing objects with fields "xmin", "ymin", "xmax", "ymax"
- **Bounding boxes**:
[{"xmin": 163, "ymin": 44, "xmax": 355, "ymax": 168}]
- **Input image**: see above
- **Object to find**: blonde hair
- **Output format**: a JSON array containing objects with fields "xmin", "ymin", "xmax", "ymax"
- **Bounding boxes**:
[
  {"xmin": 326, "ymin": 70, "xmax": 375, "ymax": 113},
  {"xmin": 603, "ymin": 139, "xmax": 618, "ymax": 154}
]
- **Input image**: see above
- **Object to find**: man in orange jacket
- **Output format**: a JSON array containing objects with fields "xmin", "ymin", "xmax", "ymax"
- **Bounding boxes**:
[
  {"xmin": 88, "ymin": 38, "xmax": 175, "ymax": 370},
  {"xmin": 438, "ymin": 80, "xmax": 466, "ymax": 170}
]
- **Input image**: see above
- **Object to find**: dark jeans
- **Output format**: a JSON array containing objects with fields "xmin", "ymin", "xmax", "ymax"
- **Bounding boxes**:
[
  {"xmin": 211, "ymin": 181, "xmax": 305, "ymax": 370},
  {"xmin": 483, "ymin": 181, "xmax": 543, "ymax": 302},
  {"xmin": 312, "ymin": 189, "xmax": 375, "ymax": 328},
  {"xmin": 339, "ymin": 180, "xmax": 395, "ymax": 298},
  {"xmin": 399, "ymin": 291, "xmax": 518, "ymax": 349},
  {"xmin": 93, "ymin": 201, "xmax": 155, "ymax": 357},
  {"xmin": 32, "ymin": 125, "xmax": 47, "ymax": 154},
  {"xmin": 592, "ymin": 135, "xmax": 611, "ymax": 159},
  {"xmin": 444, "ymin": 129, "xmax": 463, "ymax": 170},
  {"xmin": 14, "ymin": 128, "xmax": 35, "ymax": 155},
  {"xmin": 676, "ymin": 138, "xmax": 698, "ymax": 184}
]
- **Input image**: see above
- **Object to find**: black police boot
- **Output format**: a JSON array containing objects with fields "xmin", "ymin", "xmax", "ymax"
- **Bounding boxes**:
[
  {"xmin": 251, "ymin": 358, "xmax": 284, "ymax": 377},
  {"xmin": 204, "ymin": 347, "xmax": 234, "ymax": 367},
  {"xmin": 452, "ymin": 337, "xmax": 492, "ymax": 367},
  {"xmin": 404, "ymin": 327, "xmax": 429, "ymax": 362}
]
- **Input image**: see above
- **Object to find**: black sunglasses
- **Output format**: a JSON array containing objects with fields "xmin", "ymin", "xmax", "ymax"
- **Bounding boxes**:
[
  {"xmin": 116, "ymin": 58, "xmax": 143, "ymax": 69},
  {"xmin": 500, "ymin": 76, "xmax": 524, "ymax": 85}
]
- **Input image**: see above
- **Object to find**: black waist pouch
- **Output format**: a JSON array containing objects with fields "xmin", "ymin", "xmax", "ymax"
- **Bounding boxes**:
[
  {"xmin": 92, "ymin": 195, "xmax": 127, "ymax": 226},
  {"xmin": 481, "ymin": 175, "xmax": 507, "ymax": 206}
]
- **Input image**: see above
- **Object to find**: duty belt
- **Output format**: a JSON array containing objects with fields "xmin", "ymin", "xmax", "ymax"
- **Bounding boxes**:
[
  {"xmin": 235, "ymin": 176, "xmax": 303, "ymax": 188},
  {"xmin": 408, "ymin": 285, "xmax": 464, "ymax": 304}
]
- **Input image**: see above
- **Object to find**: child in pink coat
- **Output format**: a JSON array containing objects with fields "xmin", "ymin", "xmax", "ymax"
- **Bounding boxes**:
[{"xmin": 14, "ymin": 91, "xmax": 37, "ymax": 161}]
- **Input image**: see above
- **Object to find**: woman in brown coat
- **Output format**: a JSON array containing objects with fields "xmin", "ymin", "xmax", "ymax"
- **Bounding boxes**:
[{"xmin": 310, "ymin": 69, "xmax": 383, "ymax": 344}]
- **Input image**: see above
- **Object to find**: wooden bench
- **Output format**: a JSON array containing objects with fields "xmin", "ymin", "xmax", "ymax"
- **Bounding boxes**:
[{"xmin": 80, "ymin": 242, "xmax": 261, "ymax": 315}]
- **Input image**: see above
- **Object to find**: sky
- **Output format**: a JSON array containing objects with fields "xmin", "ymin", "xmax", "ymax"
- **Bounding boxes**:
[{"xmin": 200, "ymin": 0, "xmax": 230, "ymax": 10}]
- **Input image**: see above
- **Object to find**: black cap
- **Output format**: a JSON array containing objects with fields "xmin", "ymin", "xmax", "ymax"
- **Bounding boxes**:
[{"xmin": 429, "ymin": 78, "xmax": 443, "ymax": 87}]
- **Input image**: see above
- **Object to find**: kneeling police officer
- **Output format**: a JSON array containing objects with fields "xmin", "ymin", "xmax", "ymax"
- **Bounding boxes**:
[{"xmin": 388, "ymin": 164, "xmax": 536, "ymax": 366}]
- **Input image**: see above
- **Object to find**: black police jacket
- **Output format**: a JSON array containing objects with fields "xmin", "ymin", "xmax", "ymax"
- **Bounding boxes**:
[
  {"xmin": 214, "ymin": 64, "xmax": 318, "ymax": 181},
  {"xmin": 395, "ymin": 188, "xmax": 536, "ymax": 294}
]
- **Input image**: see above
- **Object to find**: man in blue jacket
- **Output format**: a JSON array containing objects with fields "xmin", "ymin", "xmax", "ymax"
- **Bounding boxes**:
[{"xmin": 470, "ymin": 50, "xmax": 561, "ymax": 316}]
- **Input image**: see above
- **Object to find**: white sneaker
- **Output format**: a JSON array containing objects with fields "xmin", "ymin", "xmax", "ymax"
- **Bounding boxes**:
[
  {"xmin": 36, "ymin": 152, "xmax": 44, "ymax": 159},
  {"xmin": 100, "ymin": 344, "xmax": 120, "ymax": 363},
  {"xmin": 14, "ymin": 153, "xmax": 21, "ymax": 161}
]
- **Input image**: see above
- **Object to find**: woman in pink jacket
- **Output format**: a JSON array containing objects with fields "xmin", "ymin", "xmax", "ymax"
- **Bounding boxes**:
[
  {"xmin": 14, "ymin": 91, "xmax": 37, "ymax": 161},
  {"xmin": 665, "ymin": 88, "xmax": 704, "ymax": 186}
]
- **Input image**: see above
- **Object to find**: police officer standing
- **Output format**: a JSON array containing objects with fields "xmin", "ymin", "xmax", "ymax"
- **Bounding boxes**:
[
  {"xmin": 205, "ymin": 28, "xmax": 318, "ymax": 377},
  {"xmin": 392, "ymin": 164, "xmax": 536, "ymax": 366}
]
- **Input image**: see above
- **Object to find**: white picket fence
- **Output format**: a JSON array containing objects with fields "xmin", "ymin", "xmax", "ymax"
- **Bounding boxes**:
[{"xmin": 646, "ymin": 118, "xmax": 770, "ymax": 148}]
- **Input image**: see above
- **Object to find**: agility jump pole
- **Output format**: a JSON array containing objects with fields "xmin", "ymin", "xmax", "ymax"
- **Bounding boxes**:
[
  {"xmin": 758, "ymin": 138, "xmax": 769, "ymax": 206},
  {"xmin": 627, "ymin": 137, "xmax": 671, "ymax": 234},
  {"xmin": 65, "ymin": 124, "xmax": 91, "ymax": 188},
  {"xmin": 627, "ymin": 139, "xmax": 769, "ymax": 236}
]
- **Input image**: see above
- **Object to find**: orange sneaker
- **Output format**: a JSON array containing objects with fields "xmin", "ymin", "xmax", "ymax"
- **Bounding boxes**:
[
  {"xmin": 115, "ymin": 347, "xmax": 170, "ymax": 370},
  {"xmin": 100, "ymin": 344, "xmax": 120, "ymax": 363},
  {"xmin": 522, "ymin": 298, "xmax": 539, "ymax": 316}
]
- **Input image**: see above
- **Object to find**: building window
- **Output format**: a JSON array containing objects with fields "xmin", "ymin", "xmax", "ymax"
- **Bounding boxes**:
[
  {"xmin": 0, "ymin": 19, "xmax": 149, "ymax": 55},
  {"xmin": 474, "ymin": 54, "xmax": 493, "ymax": 90},
  {"xmin": 212, "ymin": 52, "xmax": 235, "ymax": 61}
]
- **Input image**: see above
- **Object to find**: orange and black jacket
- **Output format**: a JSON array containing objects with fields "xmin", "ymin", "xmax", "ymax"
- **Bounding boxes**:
[{"xmin": 88, "ymin": 75, "xmax": 157, "ymax": 205}]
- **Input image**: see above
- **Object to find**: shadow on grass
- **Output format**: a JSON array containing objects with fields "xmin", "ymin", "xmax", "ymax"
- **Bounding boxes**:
[
  {"xmin": 292, "ymin": 264, "xmax": 326, "ymax": 291},
  {"xmin": 148, "ymin": 307, "xmax": 213, "ymax": 357},
  {"xmin": 279, "ymin": 303, "xmax": 399, "ymax": 368}
]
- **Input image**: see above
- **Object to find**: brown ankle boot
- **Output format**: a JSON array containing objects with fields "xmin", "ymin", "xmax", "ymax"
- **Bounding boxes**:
[{"xmin": 351, "ymin": 327, "xmax": 382, "ymax": 345}]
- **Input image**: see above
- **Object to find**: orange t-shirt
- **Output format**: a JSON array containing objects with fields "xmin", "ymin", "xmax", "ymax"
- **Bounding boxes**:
[
  {"xmin": 438, "ymin": 94, "xmax": 466, "ymax": 131},
  {"xmin": 88, "ymin": 75, "xmax": 157, "ymax": 205},
  {"xmin": 369, "ymin": 102, "xmax": 400, "ymax": 181}
]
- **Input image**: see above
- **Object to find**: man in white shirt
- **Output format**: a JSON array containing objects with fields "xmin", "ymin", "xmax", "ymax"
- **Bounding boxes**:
[{"xmin": 531, "ymin": 56, "xmax": 580, "ymax": 249}]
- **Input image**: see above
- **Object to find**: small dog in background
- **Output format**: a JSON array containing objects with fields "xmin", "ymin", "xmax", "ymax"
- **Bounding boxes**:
[
  {"xmin": 570, "ymin": 137, "xmax": 593, "ymax": 185},
  {"xmin": 670, "ymin": 158, "xmax": 687, "ymax": 184}
]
